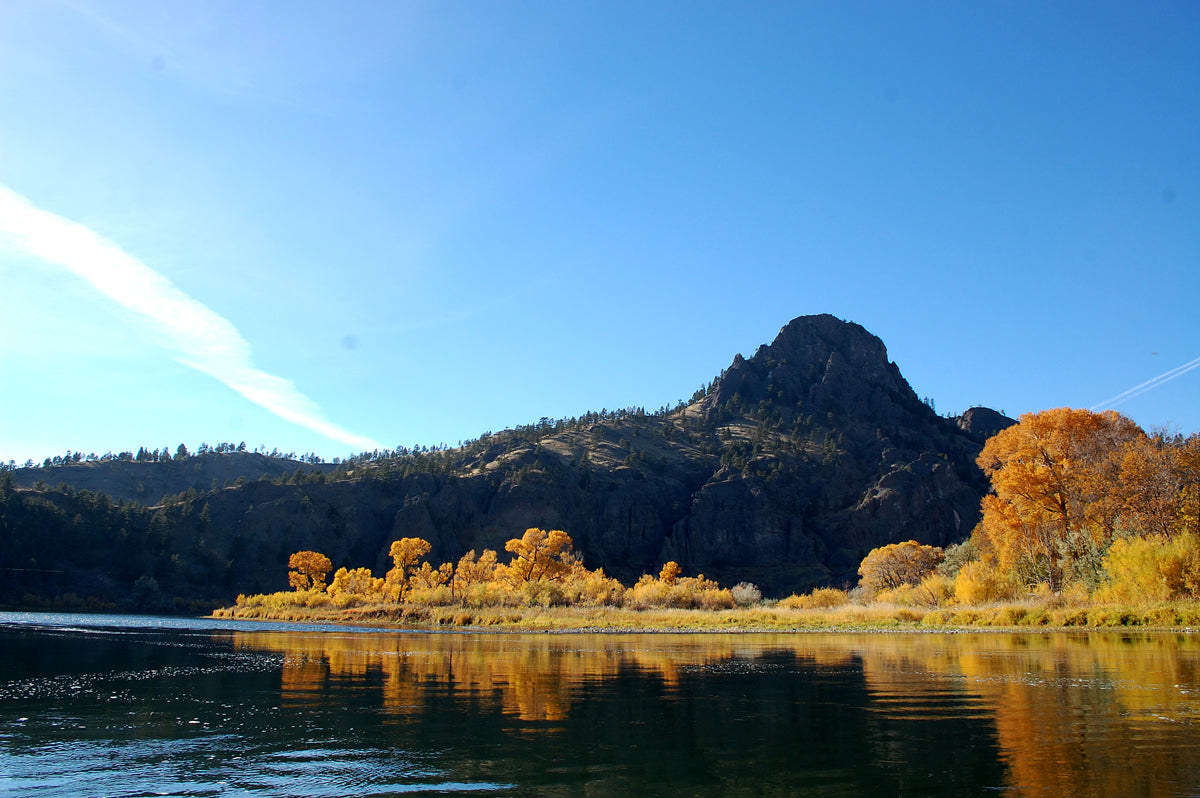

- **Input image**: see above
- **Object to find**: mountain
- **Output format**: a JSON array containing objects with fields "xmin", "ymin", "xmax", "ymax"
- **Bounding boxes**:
[{"xmin": 0, "ymin": 314, "xmax": 1012, "ymax": 609}]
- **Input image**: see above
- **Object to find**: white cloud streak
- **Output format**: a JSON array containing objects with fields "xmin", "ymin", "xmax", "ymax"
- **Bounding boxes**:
[
  {"xmin": 0, "ymin": 184, "xmax": 383, "ymax": 452},
  {"xmin": 1091, "ymin": 355, "xmax": 1200, "ymax": 412}
]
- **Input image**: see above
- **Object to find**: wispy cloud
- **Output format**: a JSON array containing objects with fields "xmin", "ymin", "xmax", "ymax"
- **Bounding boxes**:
[
  {"xmin": 1091, "ymin": 355, "xmax": 1200, "ymax": 412},
  {"xmin": 0, "ymin": 184, "xmax": 382, "ymax": 452}
]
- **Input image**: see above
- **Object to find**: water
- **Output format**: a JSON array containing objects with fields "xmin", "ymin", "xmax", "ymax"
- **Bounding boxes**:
[{"xmin": 1, "ymin": 613, "xmax": 1199, "ymax": 796}]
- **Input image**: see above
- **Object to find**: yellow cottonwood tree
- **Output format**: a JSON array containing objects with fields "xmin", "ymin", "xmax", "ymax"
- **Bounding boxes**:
[
  {"xmin": 974, "ymin": 408, "xmax": 1143, "ymax": 591},
  {"xmin": 659, "ymin": 561, "xmax": 681, "ymax": 585},
  {"xmin": 857, "ymin": 540, "xmax": 944, "ymax": 595},
  {"xmin": 408, "ymin": 561, "xmax": 453, "ymax": 591},
  {"xmin": 288, "ymin": 550, "xmax": 333, "ymax": 591},
  {"xmin": 503, "ymin": 528, "xmax": 574, "ymax": 583},
  {"xmin": 327, "ymin": 566, "xmax": 384, "ymax": 604},
  {"xmin": 385, "ymin": 537, "xmax": 432, "ymax": 601},
  {"xmin": 453, "ymin": 549, "xmax": 498, "ymax": 592}
]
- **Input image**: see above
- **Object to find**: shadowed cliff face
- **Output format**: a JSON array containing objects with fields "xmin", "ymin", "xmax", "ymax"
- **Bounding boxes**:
[
  {"xmin": 706, "ymin": 314, "xmax": 915, "ymax": 425},
  {"xmin": 2, "ymin": 315, "xmax": 1013, "ymax": 604}
]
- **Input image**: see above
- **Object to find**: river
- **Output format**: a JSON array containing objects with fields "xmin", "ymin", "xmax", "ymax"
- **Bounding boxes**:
[{"xmin": 1, "ymin": 612, "xmax": 1198, "ymax": 796}]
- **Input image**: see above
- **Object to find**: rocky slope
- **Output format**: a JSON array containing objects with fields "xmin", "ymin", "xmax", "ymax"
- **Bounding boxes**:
[{"xmin": 1, "ymin": 314, "xmax": 1012, "ymax": 607}]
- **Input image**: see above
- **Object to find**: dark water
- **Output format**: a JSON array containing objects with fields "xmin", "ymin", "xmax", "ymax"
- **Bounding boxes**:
[{"xmin": 1, "ymin": 614, "xmax": 1199, "ymax": 797}]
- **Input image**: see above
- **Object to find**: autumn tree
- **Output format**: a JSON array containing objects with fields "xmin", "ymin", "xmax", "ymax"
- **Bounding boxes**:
[
  {"xmin": 502, "ymin": 528, "xmax": 574, "ymax": 584},
  {"xmin": 408, "ymin": 561, "xmax": 453, "ymax": 592},
  {"xmin": 974, "ymin": 408, "xmax": 1144, "ymax": 591},
  {"xmin": 659, "ymin": 560, "xmax": 681, "ymax": 585},
  {"xmin": 857, "ymin": 540, "xmax": 944, "ymax": 595},
  {"xmin": 384, "ymin": 537, "xmax": 432, "ymax": 601},
  {"xmin": 288, "ymin": 550, "xmax": 333, "ymax": 591},
  {"xmin": 327, "ymin": 566, "xmax": 384, "ymax": 605},
  {"xmin": 453, "ymin": 549, "xmax": 498, "ymax": 594},
  {"xmin": 1114, "ymin": 432, "xmax": 1190, "ymax": 538},
  {"xmin": 1178, "ymin": 436, "xmax": 1200, "ymax": 536}
]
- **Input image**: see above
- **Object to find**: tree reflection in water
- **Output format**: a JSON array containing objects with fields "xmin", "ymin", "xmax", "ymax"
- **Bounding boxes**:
[{"xmin": 229, "ymin": 630, "xmax": 1200, "ymax": 796}]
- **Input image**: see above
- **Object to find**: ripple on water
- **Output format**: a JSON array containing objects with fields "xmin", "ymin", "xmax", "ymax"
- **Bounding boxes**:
[{"xmin": 1, "ymin": 735, "xmax": 514, "ymax": 797}]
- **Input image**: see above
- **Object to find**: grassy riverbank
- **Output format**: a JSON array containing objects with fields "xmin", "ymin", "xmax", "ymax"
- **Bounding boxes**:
[{"xmin": 213, "ymin": 598, "xmax": 1200, "ymax": 632}]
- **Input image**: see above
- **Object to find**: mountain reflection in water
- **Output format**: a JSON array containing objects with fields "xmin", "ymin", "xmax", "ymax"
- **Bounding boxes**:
[{"xmin": 2, "ymin": 615, "xmax": 1199, "ymax": 797}]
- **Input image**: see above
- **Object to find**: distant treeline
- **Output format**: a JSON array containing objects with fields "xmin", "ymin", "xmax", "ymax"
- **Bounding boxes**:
[{"xmin": 1, "ymin": 441, "xmax": 330, "ymax": 471}]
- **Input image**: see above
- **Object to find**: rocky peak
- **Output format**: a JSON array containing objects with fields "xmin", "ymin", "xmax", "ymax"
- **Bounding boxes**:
[
  {"xmin": 953, "ymin": 407, "xmax": 1016, "ymax": 443},
  {"xmin": 703, "ymin": 314, "xmax": 924, "ymax": 426}
]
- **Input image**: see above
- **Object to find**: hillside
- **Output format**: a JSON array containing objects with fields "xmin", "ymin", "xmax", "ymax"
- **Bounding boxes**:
[
  {"xmin": 0, "ymin": 314, "xmax": 1012, "ymax": 610},
  {"xmin": 10, "ymin": 450, "xmax": 333, "ymax": 503}
]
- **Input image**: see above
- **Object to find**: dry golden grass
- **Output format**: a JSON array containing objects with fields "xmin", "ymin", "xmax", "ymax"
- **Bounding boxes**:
[{"xmin": 214, "ymin": 596, "xmax": 1200, "ymax": 632}]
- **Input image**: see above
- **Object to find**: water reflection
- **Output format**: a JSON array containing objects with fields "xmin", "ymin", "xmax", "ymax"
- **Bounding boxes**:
[
  {"xmin": 3, "ymin": 617, "xmax": 1200, "ymax": 797},
  {"xmin": 230, "ymin": 629, "xmax": 1200, "ymax": 796}
]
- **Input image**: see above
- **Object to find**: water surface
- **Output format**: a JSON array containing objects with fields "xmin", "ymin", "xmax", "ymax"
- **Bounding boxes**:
[{"xmin": 1, "ymin": 612, "xmax": 1198, "ymax": 796}]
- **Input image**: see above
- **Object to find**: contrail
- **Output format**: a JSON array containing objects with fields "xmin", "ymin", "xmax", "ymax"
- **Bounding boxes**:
[
  {"xmin": 1091, "ymin": 355, "xmax": 1200, "ymax": 412},
  {"xmin": 0, "ymin": 184, "xmax": 383, "ymax": 452}
]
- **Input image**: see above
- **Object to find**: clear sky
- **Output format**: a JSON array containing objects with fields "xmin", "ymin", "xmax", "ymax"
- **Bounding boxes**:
[{"xmin": 1, "ymin": 1, "xmax": 1197, "ymax": 465}]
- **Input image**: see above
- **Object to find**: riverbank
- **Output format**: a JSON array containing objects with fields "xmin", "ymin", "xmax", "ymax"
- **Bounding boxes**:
[{"xmin": 212, "ymin": 598, "xmax": 1200, "ymax": 632}]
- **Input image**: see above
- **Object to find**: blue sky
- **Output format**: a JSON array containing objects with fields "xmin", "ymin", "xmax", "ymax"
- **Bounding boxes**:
[{"xmin": 1, "ymin": 0, "xmax": 1197, "ymax": 465}]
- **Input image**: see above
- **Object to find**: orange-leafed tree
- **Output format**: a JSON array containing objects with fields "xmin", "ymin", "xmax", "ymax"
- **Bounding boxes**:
[
  {"xmin": 974, "ymin": 407, "xmax": 1144, "ymax": 591},
  {"xmin": 857, "ymin": 540, "xmax": 944, "ymax": 595},
  {"xmin": 503, "ymin": 528, "xmax": 574, "ymax": 583},
  {"xmin": 659, "ymin": 560, "xmax": 682, "ymax": 585},
  {"xmin": 288, "ymin": 550, "xmax": 333, "ymax": 591},
  {"xmin": 1115, "ymin": 432, "xmax": 1190, "ymax": 538},
  {"xmin": 1178, "ymin": 435, "xmax": 1200, "ymax": 536},
  {"xmin": 384, "ymin": 537, "xmax": 432, "ymax": 601}
]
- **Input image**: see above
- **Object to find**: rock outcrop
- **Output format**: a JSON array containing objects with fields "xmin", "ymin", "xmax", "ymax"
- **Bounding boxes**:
[{"xmin": 954, "ymin": 406, "xmax": 1018, "ymax": 443}]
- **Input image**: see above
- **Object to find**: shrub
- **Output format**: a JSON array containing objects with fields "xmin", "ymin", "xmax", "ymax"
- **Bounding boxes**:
[
  {"xmin": 408, "ymin": 584, "xmax": 455, "ymax": 607},
  {"xmin": 955, "ymin": 560, "xmax": 1013, "ymax": 605},
  {"xmin": 696, "ymin": 587, "xmax": 736, "ymax": 610},
  {"xmin": 562, "ymin": 568, "xmax": 626, "ymax": 607},
  {"xmin": 915, "ymin": 573, "xmax": 956, "ymax": 607},
  {"xmin": 521, "ymin": 579, "xmax": 568, "ymax": 607},
  {"xmin": 730, "ymin": 582, "xmax": 763, "ymax": 607},
  {"xmin": 1095, "ymin": 533, "xmax": 1200, "ymax": 605},
  {"xmin": 778, "ymin": 587, "xmax": 849, "ymax": 609}
]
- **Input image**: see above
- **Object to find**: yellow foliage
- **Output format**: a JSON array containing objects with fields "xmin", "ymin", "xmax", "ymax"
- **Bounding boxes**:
[
  {"xmin": 1095, "ymin": 533, "xmax": 1200, "ymax": 604},
  {"xmin": 1116, "ymin": 435, "xmax": 1184, "ymax": 537},
  {"xmin": 453, "ymin": 549, "xmax": 498, "ymax": 593},
  {"xmin": 560, "ymin": 566, "xmax": 626, "ymax": 607},
  {"xmin": 857, "ymin": 540, "xmax": 944, "ymax": 595},
  {"xmin": 627, "ymin": 572, "xmax": 733, "ymax": 609},
  {"xmin": 326, "ymin": 567, "xmax": 384, "ymax": 607},
  {"xmin": 250, "ymin": 528, "xmax": 743, "ymax": 615},
  {"xmin": 975, "ymin": 408, "xmax": 1143, "ymax": 591},
  {"xmin": 287, "ymin": 550, "xmax": 333, "ymax": 591},
  {"xmin": 954, "ymin": 560, "xmax": 1015, "ymax": 606},
  {"xmin": 916, "ymin": 572, "xmax": 956, "ymax": 606},
  {"xmin": 874, "ymin": 584, "xmax": 923, "ymax": 606},
  {"xmin": 1177, "ymin": 437, "xmax": 1200, "ymax": 536},
  {"xmin": 407, "ymin": 584, "xmax": 455, "ymax": 607},
  {"xmin": 659, "ymin": 561, "xmax": 681, "ymax": 585},
  {"xmin": 778, "ymin": 587, "xmax": 849, "ymax": 609},
  {"xmin": 504, "ymin": 528, "xmax": 574, "ymax": 583},
  {"xmin": 385, "ymin": 537, "xmax": 433, "ymax": 601},
  {"xmin": 409, "ymin": 561, "xmax": 452, "ymax": 591}
]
